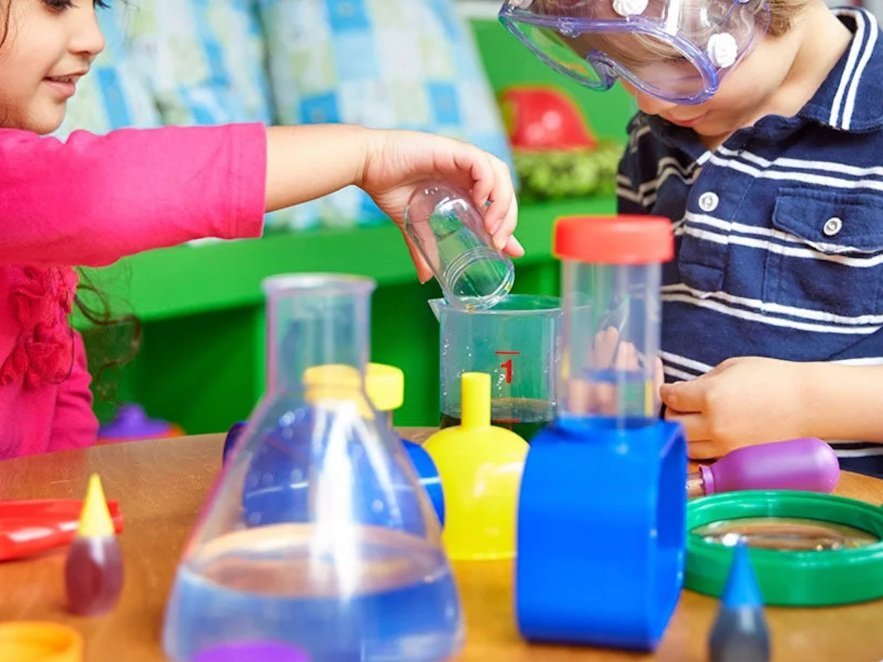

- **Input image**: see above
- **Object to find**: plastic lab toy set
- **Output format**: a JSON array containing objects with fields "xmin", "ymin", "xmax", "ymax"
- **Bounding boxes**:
[{"xmin": 167, "ymin": 182, "xmax": 881, "ymax": 660}]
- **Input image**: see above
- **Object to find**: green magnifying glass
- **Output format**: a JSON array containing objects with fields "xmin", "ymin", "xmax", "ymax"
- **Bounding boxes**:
[{"xmin": 686, "ymin": 491, "xmax": 883, "ymax": 606}]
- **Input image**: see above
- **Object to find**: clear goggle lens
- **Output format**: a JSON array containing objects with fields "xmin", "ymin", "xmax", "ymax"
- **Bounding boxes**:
[
  {"xmin": 501, "ymin": 0, "xmax": 769, "ymax": 104},
  {"xmin": 514, "ymin": 21, "xmax": 713, "ymax": 102}
]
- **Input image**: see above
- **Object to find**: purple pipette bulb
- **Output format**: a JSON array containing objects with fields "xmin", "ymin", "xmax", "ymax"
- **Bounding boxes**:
[{"xmin": 687, "ymin": 437, "xmax": 840, "ymax": 497}]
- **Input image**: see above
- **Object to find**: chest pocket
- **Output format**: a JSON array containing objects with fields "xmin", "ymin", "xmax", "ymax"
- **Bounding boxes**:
[{"xmin": 765, "ymin": 188, "xmax": 883, "ymax": 320}]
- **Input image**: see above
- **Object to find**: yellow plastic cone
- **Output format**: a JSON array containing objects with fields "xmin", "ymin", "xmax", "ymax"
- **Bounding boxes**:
[
  {"xmin": 76, "ymin": 474, "xmax": 114, "ymax": 538},
  {"xmin": 424, "ymin": 372, "xmax": 528, "ymax": 560}
]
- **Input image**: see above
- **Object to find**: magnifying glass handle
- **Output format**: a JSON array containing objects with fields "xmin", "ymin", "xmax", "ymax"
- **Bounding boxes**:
[{"xmin": 687, "ymin": 437, "xmax": 840, "ymax": 497}]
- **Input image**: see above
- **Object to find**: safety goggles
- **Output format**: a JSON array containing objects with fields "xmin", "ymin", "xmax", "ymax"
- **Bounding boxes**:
[{"xmin": 499, "ymin": 0, "xmax": 770, "ymax": 104}]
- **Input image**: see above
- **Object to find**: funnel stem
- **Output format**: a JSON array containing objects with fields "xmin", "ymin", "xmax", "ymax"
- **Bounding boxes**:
[{"xmin": 461, "ymin": 372, "xmax": 491, "ymax": 429}]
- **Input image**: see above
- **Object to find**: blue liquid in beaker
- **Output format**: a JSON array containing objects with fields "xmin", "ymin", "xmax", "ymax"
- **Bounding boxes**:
[{"xmin": 163, "ymin": 524, "xmax": 462, "ymax": 662}]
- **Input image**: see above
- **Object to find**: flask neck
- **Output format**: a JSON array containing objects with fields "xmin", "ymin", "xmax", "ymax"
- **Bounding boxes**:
[{"xmin": 264, "ymin": 275, "xmax": 374, "ymax": 394}]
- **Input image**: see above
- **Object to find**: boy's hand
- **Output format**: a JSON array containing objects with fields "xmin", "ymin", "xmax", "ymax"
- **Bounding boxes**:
[
  {"xmin": 660, "ymin": 356, "xmax": 813, "ymax": 460},
  {"xmin": 564, "ymin": 327, "xmax": 664, "ymax": 416},
  {"xmin": 357, "ymin": 129, "xmax": 523, "ymax": 282}
]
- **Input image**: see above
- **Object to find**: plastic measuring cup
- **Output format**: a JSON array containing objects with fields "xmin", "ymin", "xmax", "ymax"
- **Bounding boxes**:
[
  {"xmin": 431, "ymin": 294, "xmax": 561, "ymax": 442},
  {"xmin": 405, "ymin": 181, "xmax": 514, "ymax": 310}
]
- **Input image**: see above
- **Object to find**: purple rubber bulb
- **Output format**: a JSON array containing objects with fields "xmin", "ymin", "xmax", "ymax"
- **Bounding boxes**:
[{"xmin": 687, "ymin": 437, "xmax": 840, "ymax": 497}]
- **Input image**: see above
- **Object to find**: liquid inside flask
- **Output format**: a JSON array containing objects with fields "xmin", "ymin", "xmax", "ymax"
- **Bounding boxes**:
[{"xmin": 162, "ymin": 274, "xmax": 463, "ymax": 662}]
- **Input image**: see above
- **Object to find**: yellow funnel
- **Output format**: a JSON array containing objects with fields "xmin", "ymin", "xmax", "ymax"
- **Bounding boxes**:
[{"xmin": 424, "ymin": 372, "xmax": 528, "ymax": 560}]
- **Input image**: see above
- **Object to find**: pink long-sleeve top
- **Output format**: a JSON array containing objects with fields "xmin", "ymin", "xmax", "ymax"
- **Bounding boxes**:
[{"xmin": 0, "ymin": 123, "xmax": 267, "ymax": 459}]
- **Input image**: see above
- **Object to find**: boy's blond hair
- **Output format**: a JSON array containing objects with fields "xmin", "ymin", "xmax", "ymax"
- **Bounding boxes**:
[{"xmin": 768, "ymin": 0, "xmax": 809, "ymax": 36}]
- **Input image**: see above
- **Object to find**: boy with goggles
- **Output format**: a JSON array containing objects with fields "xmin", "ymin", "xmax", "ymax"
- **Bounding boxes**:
[{"xmin": 502, "ymin": 0, "xmax": 883, "ymax": 476}]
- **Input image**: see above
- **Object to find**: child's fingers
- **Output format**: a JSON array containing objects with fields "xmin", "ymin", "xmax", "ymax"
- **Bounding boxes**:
[
  {"xmin": 503, "ymin": 235, "xmax": 525, "ymax": 257},
  {"xmin": 485, "ymin": 157, "xmax": 518, "ymax": 245},
  {"xmin": 399, "ymin": 230, "xmax": 434, "ymax": 283},
  {"xmin": 484, "ymin": 197, "xmax": 518, "ymax": 251},
  {"xmin": 466, "ymin": 151, "xmax": 496, "ymax": 209},
  {"xmin": 664, "ymin": 408, "xmax": 711, "ymax": 443},
  {"xmin": 493, "ymin": 191, "xmax": 519, "ymax": 253},
  {"xmin": 686, "ymin": 439, "xmax": 721, "ymax": 461},
  {"xmin": 659, "ymin": 378, "xmax": 706, "ymax": 413}
]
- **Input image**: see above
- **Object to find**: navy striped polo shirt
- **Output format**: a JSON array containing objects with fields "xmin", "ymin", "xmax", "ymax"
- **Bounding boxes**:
[{"xmin": 616, "ymin": 8, "xmax": 883, "ymax": 476}]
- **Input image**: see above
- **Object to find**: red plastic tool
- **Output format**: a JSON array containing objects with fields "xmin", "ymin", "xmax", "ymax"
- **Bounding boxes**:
[
  {"xmin": 0, "ymin": 499, "xmax": 123, "ymax": 562},
  {"xmin": 501, "ymin": 86, "xmax": 598, "ymax": 151}
]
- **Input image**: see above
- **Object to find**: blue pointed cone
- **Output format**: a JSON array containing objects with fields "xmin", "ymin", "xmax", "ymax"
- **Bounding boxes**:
[
  {"xmin": 721, "ymin": 541, "xmax": 764, "ymax": 610},
  {"xmin": 710, "ymin": 541, "xmax": 770, "ymax": 662}
]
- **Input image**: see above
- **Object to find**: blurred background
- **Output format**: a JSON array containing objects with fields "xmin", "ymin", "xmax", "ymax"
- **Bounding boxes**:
[{"xmin": 63, "ymin": 0, "xmax": 642, "ymax": 434}]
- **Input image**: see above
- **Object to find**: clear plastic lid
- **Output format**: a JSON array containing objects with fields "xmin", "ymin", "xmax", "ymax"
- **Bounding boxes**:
[{"xmin": 405, "ymin": 181, "xmax": 514, "ymax": 310}]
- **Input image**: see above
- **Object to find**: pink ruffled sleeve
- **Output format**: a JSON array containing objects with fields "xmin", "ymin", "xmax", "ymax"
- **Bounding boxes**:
[{"xmin": 0, "ymin": 123, "xmax": 267, "ymax": 267}]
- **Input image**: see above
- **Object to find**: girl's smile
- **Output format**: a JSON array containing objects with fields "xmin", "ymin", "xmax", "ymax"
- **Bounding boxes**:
[{"xmin": 43, "ymin": 70, "xmax": 87, "ymax": 98}]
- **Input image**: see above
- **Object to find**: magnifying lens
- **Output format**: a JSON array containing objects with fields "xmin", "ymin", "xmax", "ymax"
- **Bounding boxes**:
[{"xmin": 686, "ymin": 491, "xmax": 883, "ymax": 606}]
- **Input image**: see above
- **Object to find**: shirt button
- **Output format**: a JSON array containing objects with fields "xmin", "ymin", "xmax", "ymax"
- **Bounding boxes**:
[
  {"xmin": 823, "ymin": 217, "xmax": 843, "ymax": 237},
  {"xmin": 698, "ymin": 192, "xmax": 719, "ymax": 212}
]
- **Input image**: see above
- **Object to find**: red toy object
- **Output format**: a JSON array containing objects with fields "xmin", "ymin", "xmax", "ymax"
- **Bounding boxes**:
[
  {"xmin": 501, "ymin": 86, "xmax": 597, "ymax": 151},
  {"xmin": 0, "ymin": 499, "xmax": 123, "ymax": 562}
]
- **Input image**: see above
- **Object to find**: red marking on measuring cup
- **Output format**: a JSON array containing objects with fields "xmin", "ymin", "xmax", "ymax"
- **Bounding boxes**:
[{"xmin": 495, "ymin": 351, "xmax": 520, "ymax": 384}]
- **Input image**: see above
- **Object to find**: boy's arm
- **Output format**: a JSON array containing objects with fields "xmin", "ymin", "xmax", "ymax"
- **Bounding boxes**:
[
  {"xmin": 802, "ymin": 362, "xmax": 883, "ymax": 442},
  {"xmin": 659, "ymin": 356, "xmax": 883, "ymax": 459}
]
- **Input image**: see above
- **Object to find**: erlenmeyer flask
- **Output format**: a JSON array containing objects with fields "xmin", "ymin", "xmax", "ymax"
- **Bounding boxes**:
[{"xmin": 162, "ymin": 274, "xmax": 463, "ymax": 662}]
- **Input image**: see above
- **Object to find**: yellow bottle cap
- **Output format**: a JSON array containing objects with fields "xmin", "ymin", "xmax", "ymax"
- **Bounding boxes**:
[
  {"xmin": 302, "ymin": 363, "xmax": 372, "ymax": 418},
  {"xmin": 365, "ymin": 363, "xmax": 404, "ymax": 412},
  {"xmin": 302, "ymin": 363, "xmax": 404, "ymax": 414},
  {"xmin": 76, "ymin": 474, "xmax": 115, "ymax": 538},
  {"xmin": 0, "ymin": 622, "xmax": 83, "ymax": 662},
  {"xmin": 424, "ymin": 372, "xmax": 528, "ymax": 561}
]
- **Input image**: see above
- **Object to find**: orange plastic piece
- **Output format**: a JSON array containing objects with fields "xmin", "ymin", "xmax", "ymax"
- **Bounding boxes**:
[{"xmin": 0, "ymin": 622, "xmax": 83, "ymax": 662}]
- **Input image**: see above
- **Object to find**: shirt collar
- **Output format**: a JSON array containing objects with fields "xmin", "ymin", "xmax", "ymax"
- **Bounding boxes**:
[{"xmin": 799, "ymin": 7, "xmax": 883, "ymax": 132}]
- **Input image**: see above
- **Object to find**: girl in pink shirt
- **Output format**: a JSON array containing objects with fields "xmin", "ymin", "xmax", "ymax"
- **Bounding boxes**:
[{"xmin": 0, "ymin": 0, "xmax": 523, "ymax": 458}]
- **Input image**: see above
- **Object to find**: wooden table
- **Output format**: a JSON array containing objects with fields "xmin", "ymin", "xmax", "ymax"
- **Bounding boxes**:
[{"xmin": 0, "ymin": 430, "xmax": 881, "ymax": 662}]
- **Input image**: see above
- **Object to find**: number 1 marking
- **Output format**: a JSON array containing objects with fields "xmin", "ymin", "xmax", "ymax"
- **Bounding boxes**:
[
  {"xmin": 495, "ymin": 350, "xmax": 520, "ymax": 385},
  {"xmin": 500, "ymin": 358, "xmax": 513, "ymax": 384}
]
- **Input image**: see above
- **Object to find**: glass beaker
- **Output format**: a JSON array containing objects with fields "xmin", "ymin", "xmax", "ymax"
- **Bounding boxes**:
[
  {"xmin": 431, "ymin": 294, "xmax": 561, "ymax": 441},
  {"xmin": 405, "ymin": 181, "xmax": 514, "ymax": 310},
  {"xmin": 162, "ymin": 274, "xmax": 463, "ymax": 662},
  {"xmin": 556, "ymin": 215, "xmax": 673, "ymax": 430}
]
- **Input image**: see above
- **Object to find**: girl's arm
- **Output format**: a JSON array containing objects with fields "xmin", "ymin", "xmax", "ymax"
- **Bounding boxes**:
[
  {"xmin": 264, "ymin": 125, "xmax": 521, "ymax": 281},
  {"xmin": 0, "ymin": 124, "xmax": 267, "ymax": 267},
  {"xmin": 0, "ymin": 123, "xmax": 520, "ymax": 276}
]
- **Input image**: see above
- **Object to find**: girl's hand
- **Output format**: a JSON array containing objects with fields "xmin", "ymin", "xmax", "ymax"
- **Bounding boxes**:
[
  {"xmin": 357, "ymin": 129, "xmax": 523, "ymax": 282},
  {"xmin": 660, "ymin": 356, "xmax": 813, "ymax": 460}
]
